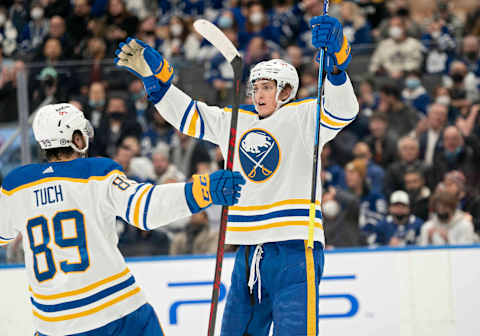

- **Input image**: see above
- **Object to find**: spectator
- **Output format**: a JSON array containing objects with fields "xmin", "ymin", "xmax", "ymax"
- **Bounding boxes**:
[
  {"xmin": 0, "ymin": 6, "xmax": 18, "ymax": 56},
  {"xmin": 42, "ymin": 15, "xmax": 74, "ymax": 58},
  {"xmin": 92, "ymin": 95, "xmax": 142, "ymax": 157},
  {"xmin": 421, "ymin": 14, "xmax": 456, "ymax": 75},
  {"xmin": 8, "ymin": 0, "xmax": 28, "ymax": 34},
  {"xmin": 442, "ymin": 170, "xmax": 480, "ymax": 233},
  {"xmin": 384, "ymin": 136, "xmax": 426, "ymax": 196},
  {"xmin": 431, "ymin": 125, "xmax": 478, "ymax": 188},
  {"xmin": 322, "ymin": 186, "xmax": 365, "ymax": 248},
  {"xmin": 352, "ymin": 141, "xmax": 385, "ymax": 194},
  {"xmin": 142, "ymin": 110, "xmax": 175, "ymax": 153},
  {"xmin": 374, "ymin": 190, "xmax": 424, "ymax": 246},
  {"xmin": 402, "ymin": 71, "xmax": 431, "ymax": 115},
  {"xmin": 112, "ymin": 135, "xmax": 140, "ymax": 174},
  {"xmin": 86, "ymin": 81, "xmax": 107, "ymax": 128},
  {"xmin": 338, "ymin": 0, "xmax": 372, "ymax": 53},
  {"xmin": 0, "ymin": 57, "xmax": 23, "ymax": 122},
  {"xmin": 369, "ymin": 15, "xmax": 423, "ymax": 78},
  {"xmin": 19, "ymin": 1, "xmax": 49, "ymax": 57},
  {"xmin": 419, "ymin": 190, "xmax": 476, "ymax": 245},
  {"xmin": 128, "ymin": 156, "xmax": 156, "ymax": 183},
  {"xmin": 170, "ymin": 131, "xmax": 212, "ymax": 178},
  {"xmin": 444, "ymin": 61, "xmax": 479, "ymax": 110},
  {"xmin": 104, "ymin": 0, "xmax": 139, "ymax": 52},
  {"xmin": 152, "ymin": 142, "xmax": 185, "ymax": 184},
  {"xmin": 127, "ymin": 78, "xmax": 151, "ymax": 130},
  {"xmin": 321, "ymin": 143, "xmax": 347, "ymax": 190},
  {"xmin": 160, "ymin": 16, "xmax": 190, "ymax": 59},
  {"xmin": 170, "ymin": 211, "xmax": 217, "ymax": 255},
  {"xmin": 67, "ymin": 0, "xmax": 92, "ymax": 48},
  {"xmin": 433, "ymin": 85, "xmax": 458, "ymax": 124},
  {"xmin": 456, "ymin": 35, "xmax": 480, "ymax": 76},
  {"xmin": 345, "ymin": 158, "xmax": 387, "ymax": 243},
  {"xmin": 31, "ymin": 66, "xmax": 68, "ymax": 110},
  {"xmin": 364, "ymin": 113, "xmax": 397, "ymax": 169},
  {"xmin": 404, "ymin": 167, "xmax": 431, "ymax": 221},
  {"xmin": 414, "ymin": 103, "xmax": 448, "ymax": 167},
  {"xmin": 118, "ymin": 224, "xmax": 170, "ymax": 257},
  {"xmin": 43, "ymin": 0, "xmax": 71, "ymax": 18},
  {"xmin": 378, "ymin": 84, "xmax": 419, "ymax": 139}
]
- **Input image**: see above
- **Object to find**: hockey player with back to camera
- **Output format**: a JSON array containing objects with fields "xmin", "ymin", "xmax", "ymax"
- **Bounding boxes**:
[
  {"xmin": 0, "ymin": 103, "xmax": 245, "ymax": 336},
  {"xmin": 115, "ymin": 14, "xmax": 358, "ymax": 336}
]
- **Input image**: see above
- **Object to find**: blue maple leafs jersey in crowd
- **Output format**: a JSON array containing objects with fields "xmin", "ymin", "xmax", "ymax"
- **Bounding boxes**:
[
  {"xmin": 0, "ymin": 157, "xmax": 191, "ymax": 335},
  {"xmin": 374, "ymin": 214, "xmax": 424, "ymax": 246}
]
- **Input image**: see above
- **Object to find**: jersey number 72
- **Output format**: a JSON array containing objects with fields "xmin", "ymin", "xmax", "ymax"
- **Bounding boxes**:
[{"xmin": 26, "ymin": 209, "xmax": 90, "ymax": 282}]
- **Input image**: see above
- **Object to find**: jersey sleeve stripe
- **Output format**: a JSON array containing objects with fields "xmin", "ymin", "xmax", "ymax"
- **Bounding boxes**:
[
  {"xmin": 142, "ymin": 186, "xmax": 155, "ymax": 230},
  {"xmin": 31, "ymin": 276, "xmax": 135, "ymax": 313},
  {"xmin": 320, "ymin": 122, "xmax": 342, "ymax": 130},
  {"xmin": 29, "ymin": 267, "xmax": 131, "ymax": 300},
  {"xmin": 323, "ymin": 106, "xmax": 357, "ymax": 122},
  {"xmin": 125, "ymin": 183, "xmax": 146, "ymax": 223},
  {"xmin": 230, "ymin": 199, "xmax": 321, "ymax": 211},
  {"xmin": 187, "ymin": 108, "xmax": 200, "ymax": 137},
  {"xmin": 196, "ymin": 101, "xmax": 205, "ymax": 140},
  {"xmin": 32, "ymin": 287, "xmax": 141, "ymax": 322},
  {"xmin": 0, "ymin": 235, "xmax": 14, "ymax": 240},
  {"xmin": 179, "ymin": 99, "xmax": 195, "ymax": 133},
  {"xmin": 1, "ymin": 170, "xmax": 124, "ymax": 196},
  {"xmin": 321, "ymin": 111, "xmax": 350, "ymax": 127},
  {"xmin": 133, "ymin": 185, "xmax": 154, "ymax": 229}
]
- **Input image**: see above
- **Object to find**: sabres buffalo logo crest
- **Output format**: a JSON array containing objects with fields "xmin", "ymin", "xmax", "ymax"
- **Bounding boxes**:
[{"xmin": 238, "ymin": 129, "xmax": 280, "ymax": 182}]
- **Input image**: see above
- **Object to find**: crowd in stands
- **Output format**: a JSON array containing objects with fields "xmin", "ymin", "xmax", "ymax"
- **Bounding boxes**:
[{"xmin": 1, "ymin": 0, "xmax": 480, "ymax": 263}]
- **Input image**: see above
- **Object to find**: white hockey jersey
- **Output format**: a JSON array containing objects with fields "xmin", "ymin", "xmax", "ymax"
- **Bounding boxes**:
[
  {"xmin": 0, "ymin": 157, "xmax": 191, "ymax": 335},
  {"xmin": 155, "ymin": 74, "xmax": 359, "ymax": 245}
]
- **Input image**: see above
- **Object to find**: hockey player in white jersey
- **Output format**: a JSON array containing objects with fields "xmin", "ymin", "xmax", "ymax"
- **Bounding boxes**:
[
  {"xmin": 0, "ymin": 103, "xmax": 245, "ymax": 336},
  {"xmin": 115, "ymin": 14, "xmax": 358, "ymax": 336}
]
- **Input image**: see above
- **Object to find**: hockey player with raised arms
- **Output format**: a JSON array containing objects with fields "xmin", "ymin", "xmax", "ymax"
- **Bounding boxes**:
[
  {"xmin": 115, "ymin": 14, "xmax": 358, "ymax": 336},
  {"xmin": 0, "ymin": 103, "xmax": 245, "ymax": 336}
]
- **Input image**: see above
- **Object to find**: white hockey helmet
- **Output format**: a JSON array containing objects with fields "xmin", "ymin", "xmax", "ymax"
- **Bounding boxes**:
[
  {"xmin": 248, "ymin": 59, "xmax": 299, "ymax": 109},
  {"xmin": 33, "ymin": 103, "xmax": 94, "ymax": 154}
]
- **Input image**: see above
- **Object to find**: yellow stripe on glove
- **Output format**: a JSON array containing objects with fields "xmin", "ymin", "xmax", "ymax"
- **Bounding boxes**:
[{"xmin": 192, "ymin": 174, "xmax": 212, "ymax": 209}]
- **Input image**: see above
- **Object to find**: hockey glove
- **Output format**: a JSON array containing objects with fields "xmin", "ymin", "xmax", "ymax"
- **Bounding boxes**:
[
  {"xmin": 185, "ymin": 170, "xmax": 246, "ymax": 213},
  {"xmin": 311, "ymin": 16, "xmax": 351, "ymax": 75},
  {"xmin": 114, "ymin": 38, "xmax": 174, "ymax": 103}
]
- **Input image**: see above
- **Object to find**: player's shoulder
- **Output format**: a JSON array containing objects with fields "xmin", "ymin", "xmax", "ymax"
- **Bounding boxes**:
[
  {"xmin": 1, "ymin": 158, "xmax": 123, "ymax": 196},
  {"xmin": 224, "ymin": 104, "xmax": 258, "ymax": 117},
  {"xmin": 283, "ymin": 97, "xmax": 316, "ymax": 108}
]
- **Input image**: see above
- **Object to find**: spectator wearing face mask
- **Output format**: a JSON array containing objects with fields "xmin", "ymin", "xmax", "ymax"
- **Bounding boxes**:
[
  {"xmin": 404, "ymin": 167, "xmax": 431, "ymax": 221},
  {"xmin": 402, "ymin": 71, "xmax": 431, "ymax": 115},
  {"xmin": 442, "ymin": 170, "xmax": 480, "ymax": 233},
  {"xmin": 433, "ymin": 85, "xmax": 458, "ymax": 124},
  {"xmin": 369, "ymin": 15, "xmax": 424, "ymax": 79},
  {"xmin": 67, "ymin": 0, "xmax": 92, "ymax": 48},
  {"xmin": 19, "ymin": 1, "xmax": 49, "ymax": 57},
  {"xmin": 419, "ymin": 190, "xmax": 476, "ymax": 245},
  {"xmin": 0, "ymin": 6, "xmax": 19, "ymax": 56},
  {"xmin": 91, "ymin": 95, "xmax": 142, "ymax": 157},
  {"xmin": 456, "ymin": 35, "xmax": 480, "ymax": 76},
  {"xmin": 338, "ymin": 0, "xmax": 372, "ymax": 54},
  {"xmin": 322, "ymin": 186, "xmax": 365, "ymax": 248},
  {"xmin": 160, "ymin": 16, "xmax": 189, "ymax": 59},
  {"xmin": 374, "ymin": 191, "xmax": 424, "ymax": 246},
  {"xmin": 86, "ymin": 81, "xmax": 106, "ymax": 128},
  {"xmin": 444, "ymin": 61, "xmax": 479, "ymax": 110},
  {"xmin": 321, "ymin": 143, "xmax": 347, "ymax": 191}
]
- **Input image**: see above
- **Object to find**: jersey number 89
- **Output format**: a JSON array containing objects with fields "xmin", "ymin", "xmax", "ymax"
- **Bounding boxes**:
[{"xmin": 27, "ymin": 209, "xmax": 89, "ymax": 282}]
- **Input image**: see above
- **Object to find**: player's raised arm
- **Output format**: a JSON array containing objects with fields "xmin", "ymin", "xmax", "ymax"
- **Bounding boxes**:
[
  {"xmin": 309, "ymin": 16, "xmax": 359, "ymax": 146},
  {"xmin": 114, "ymin": 38, "xmax": 231, "ymax": 147},
  {"xmin": 108, "ymin": 169, "xmax": 245, "ymax": 230}
]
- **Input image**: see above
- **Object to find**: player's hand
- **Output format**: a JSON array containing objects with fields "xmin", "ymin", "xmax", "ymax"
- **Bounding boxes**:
[
  {"xmin": 310, "ymin": 16, "xmax": 351, "ymax": 73},
  {"xmin": 114, "ymin": 38, "xmax": 174, "ymax": 102},
  {"xmin": 185, "ymin": 170, "xmax": 246, "ymax": 213}
]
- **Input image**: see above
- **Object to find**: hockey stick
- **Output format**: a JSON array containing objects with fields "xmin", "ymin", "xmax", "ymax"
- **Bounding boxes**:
[
  {"xmin": 193, "ymin": 19, "xmax": 243, "ymax": 336},
  {"xmin": 308, "ymin": 0, "xmax": 330, "ymax": 249}
]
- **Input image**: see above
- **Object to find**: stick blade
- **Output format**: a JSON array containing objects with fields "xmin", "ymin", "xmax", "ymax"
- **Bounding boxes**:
[{"xmin": 193, "ymin": 19, "xmax": 240, "ymax": 63}]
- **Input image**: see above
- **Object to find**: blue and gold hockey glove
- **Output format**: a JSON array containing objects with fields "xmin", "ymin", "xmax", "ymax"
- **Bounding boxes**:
[
  {"xmin": 310, "ymin": 16, "xmax": 351, "ymax": 76},
  {"xmin": 114, "ymin": 38, "xmax": 174, "ymax": 103},
  {"xmin": 185, "ymin": 170, "xmax": 246, "ymax": 213}
]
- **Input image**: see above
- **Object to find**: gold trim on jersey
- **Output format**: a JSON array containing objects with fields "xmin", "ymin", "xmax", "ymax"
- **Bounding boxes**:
[
  {"xmin": 230, "ymin": 199, "xmax": 321, "ymax": 211},
  {"xmin": 2, "ymin": 170, "xmax": 125, "ymax": 196},
  {"xmin": 33, "ymin": 287, "xmax": 141, "ymax": 322},
  {"xmin": 133, "ymin": 185, "xmax": 154, "ymax": 228},
  {"xmin": 29, "ymin": 267, "xmax": 130, "ymax": 300},
  {"xmin": 227, "ymin": 220, "xmax": 323, "ymax": 232},
  {"xmin": 223, "ymin": 107, "xmax": 257, "ymax": 116}
]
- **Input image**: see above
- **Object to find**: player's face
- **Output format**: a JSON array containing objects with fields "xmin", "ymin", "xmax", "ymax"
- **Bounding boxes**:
[{"xmin": 253, "ymin": 79, "xmax": 277, "ymax": 118}]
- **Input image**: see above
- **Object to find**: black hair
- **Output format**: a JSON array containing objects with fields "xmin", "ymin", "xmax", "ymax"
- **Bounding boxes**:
[
  {"xmin": 380, "ymin": 84, "xmax": 401, "ymax": 99},
  {"xmin": 43, "ymin": 130, "xmax": 82, "ymax": 161}
]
